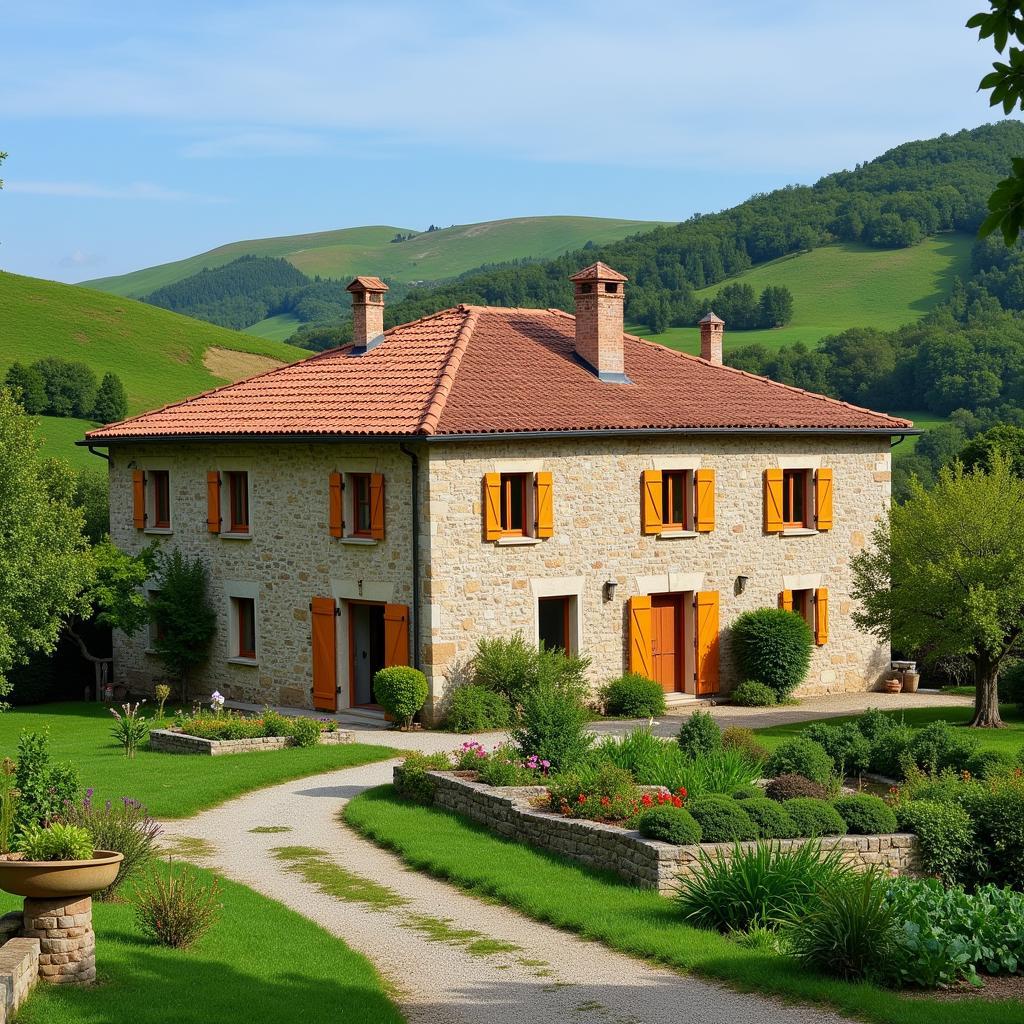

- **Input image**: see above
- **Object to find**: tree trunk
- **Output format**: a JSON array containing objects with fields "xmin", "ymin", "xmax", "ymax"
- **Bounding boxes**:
[{"xmin": 970, "ymin": 658, "xmax": 1005, "ymax": 728}]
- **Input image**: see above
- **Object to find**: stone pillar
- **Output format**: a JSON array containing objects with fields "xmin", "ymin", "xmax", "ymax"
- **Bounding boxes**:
[{"xmin": 22, "ymin": 896, "xmax": 96, "ymax": 985}]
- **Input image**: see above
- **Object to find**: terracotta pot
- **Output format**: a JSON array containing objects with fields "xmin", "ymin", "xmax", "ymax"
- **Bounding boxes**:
[
  {"xmin": 882, "ymin": 678, "xmax": 902, "ymax": 694},
  {"xmin": 902, "ymin": 671, "xmax": 920, "ymax": 693},
  {"xmin": 0, "ymin": 851, "xmax": 123, "ymax": 899}
]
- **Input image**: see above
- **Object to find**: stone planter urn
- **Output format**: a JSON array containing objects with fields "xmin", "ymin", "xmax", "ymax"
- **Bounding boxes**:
[{"xmin": 0, "ymin": 851, "xmax": 122, "ymax": 986}]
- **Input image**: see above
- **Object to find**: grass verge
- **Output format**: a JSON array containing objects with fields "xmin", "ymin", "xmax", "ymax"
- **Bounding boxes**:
[
  {"xmin": 0, "ymin": 862, "xmax": 404, "ymax": 1024},
  {"xmin": 0, "ymin": 702, "xmax": 397, "ymax": 817},
  {"xmin": 344, "ymin": 785, "xmax": 1021, "ymax": 1024}
]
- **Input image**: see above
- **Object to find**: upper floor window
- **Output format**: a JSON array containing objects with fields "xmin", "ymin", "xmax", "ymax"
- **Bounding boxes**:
[
  {"xmin": 661, "ymin": 470, "xmax": 690, "ymax": 530},
  {"xmin": 782, "ymin": 469, "xmax": 809, "ymax": 529},
  {"xmin": 500, "ymin": 473, "xmax": 528, "ymax": 537},
  {"xmin": 765, "ymin": 467, "xmax": 833, "ymax": 534},
  {"xmin": 482, "ymin": 471, "xmax": 553, "ymax": 542},
  {"xmin": 328, "ymin": 471, "xmax": 385, "ymax": 540},
  {"xmin": 351, "ymin": 474, "xmax": 373, "ymax": 536},
  {"xmin": 151, "ymin": 471, "xmax": 171, "ymax": 530},
  {"xmin": 227, "ymin": 472, "xmax": 250, "ymax": 534},
  {"xmin": 641, "ymin": 468, "xmax": 715, "ymax": 535}
]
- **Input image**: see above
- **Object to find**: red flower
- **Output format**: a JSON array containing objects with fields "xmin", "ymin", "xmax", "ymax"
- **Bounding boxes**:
[
  {"xmin": 641, "ymin": 794, "xmax": 653, "ymax": 807},
  {"xmin": 600, "ymin": 796, "xmax": 610, "ymax": 806},
  {"xmin": 672, "ymin": 796, "xmax": 683, "ymax": 807},
  {"xmin": 677, "ymin": 787, "xmax": 687, "ymax": 798},
  {"xmin": 577, "ymin": 793, "xmax": 587, "ymax": 804}
]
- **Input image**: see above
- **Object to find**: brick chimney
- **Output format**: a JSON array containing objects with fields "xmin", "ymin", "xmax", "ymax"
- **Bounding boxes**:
[
  {"xmin": 346, "ymin": 276, "xmax": 389, "ymax": 350},
  {"xmin": 569, "ymin": 262, "xmax": 629, "ymax": 383},
  {"xmin": 698, "ymin": 311, "xmax": 724, "ymax": 365}
]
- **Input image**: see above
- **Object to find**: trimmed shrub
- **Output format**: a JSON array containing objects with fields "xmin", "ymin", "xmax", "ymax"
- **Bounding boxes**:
[
  {"xmin": 894, "ymin": 800, "xmax": 974, "ymax": 883},
  {"xmin": 855, "ymin": 707, "xmax": 899, "ymax": 743},
  {"xmin": 731, "ymin": 785, "xmax": 762, "ymax": 801},
  {"xmin": 965, "ymin": 748, "xmax": 1019, "ymax": 780},
  {"xmin": 289, "ymin": 716, "xmax": 321, "ymax": 748},
  {"xmin": 784, "ymin": 797, "xmax": 847, "ymax": 837},
  {"xmin": 742, "ymin": 798, "xmax": 799, "ymax": 839},
  {"xmin": 730, "ymin": 607, "xmax": 813, "ymax": 700},
  {"xmin": 801, "ymin": 722, "xmax": 872, "ymax": 776},
  {"xmin": 832, "ymin": 794, "xmax": 897, "ymax": 835},
  {"xmin": 730, "ymin": 680, "xmax": 777, "ymax": 707},
  {"xmin": 765, "ymin": 737, "xmax": 833, "ymax": 785},
  {"xmin": 395, "ymin": 751, "xmax": 451, "ymax": 803},
  {"xmin": 721, "ymin": 727, "xmax": 770, "ymax": 765},
  {"xmin": 765, "ymin": 773, "xmax": 827, "ymax": 802},
  {"xmin": 444, "ymin": 685, "xmax": 513, "ymax": 732},
  {"xmin": 512, "ymin": 676, "xmax": 593, "ymax": 772},
  {"xmin": 601, "ymin": 673, "xmax": 666, "ymax": 718},
  {"xmin": 868, "ymin": 723, "xmax": 913, "ymax": 778},
  {"xmin": 677, "ymin": 710, "xmax": 722, "ymax": 758},
  {"xmin": 961, "ymin": 773, "xmax": 1024, "ymax": 887},
  {"xmin": 16, "ymin": 822, "xmax": 93, "ymax": 861},
  {"xmin": 687, "ymin": 795, "xmax": 758, "ymax": 843},
  {"xmin": 907, "ymin": 720, "xmax": 979, "ymax": 776},
  {"xmin": 133, "ymin": 863, "xmax": 222, "ymax": 948},
  {"xmin": 373, "ymin": 666, "xmax": 429, "ymax": 728},
  {"xmin": 638, "ymin": 805, "xmax": 702, "ymax": 845}
]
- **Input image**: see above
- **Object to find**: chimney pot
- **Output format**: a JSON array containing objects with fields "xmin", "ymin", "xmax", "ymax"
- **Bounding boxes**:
[
  {"xmin": 568, "ymin": 262, "xmax": 629, "ymax": 383},
  {"xmin": 698, "ymin": 311, "xmax": 724, "ymax": 365},
  {"xmin": 346, "ymin": 276, "xmax": 389, "ymax": 350}
]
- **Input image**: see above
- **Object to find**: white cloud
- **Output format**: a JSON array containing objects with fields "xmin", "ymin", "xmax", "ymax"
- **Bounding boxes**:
[
  {"xmin": 59, "ymin": 249, "xmax": 104, "ymax": 268},
  {"xmin": 6, "ymin": 180, "xmax": 227, "ymax": 202},
  {"xmin": 181, "ymin": 130, "xmax": 329, "ymax": 158}
]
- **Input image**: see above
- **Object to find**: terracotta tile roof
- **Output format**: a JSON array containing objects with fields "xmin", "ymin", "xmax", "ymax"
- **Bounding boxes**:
[{"xmin": 85, "ymin": 305, "xmax": 913, "ymax": 442}]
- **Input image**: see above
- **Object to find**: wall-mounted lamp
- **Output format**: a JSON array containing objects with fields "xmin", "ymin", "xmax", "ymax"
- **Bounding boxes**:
[
  {"xmin": 603, "ymin": 579, "xmax": 618, "ymax": 602},
  {"xmin": 736, "ymin": 575, "xmax": 749, "ymax": 595}
]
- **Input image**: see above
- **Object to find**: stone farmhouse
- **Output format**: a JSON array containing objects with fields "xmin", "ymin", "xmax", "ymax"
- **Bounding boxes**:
[{"xmin": 84, "ymin": 263, "xmax": 913, "ymax": 723}]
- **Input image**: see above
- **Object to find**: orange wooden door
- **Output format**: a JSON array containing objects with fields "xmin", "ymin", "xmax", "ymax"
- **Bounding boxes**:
[
  {"xmin": 650, "ymin": 594, "xmax": 682, "ymax": 692},
  {"xmin": 311, "ymin": 596, "xmax": 338, "ymax": 712}
]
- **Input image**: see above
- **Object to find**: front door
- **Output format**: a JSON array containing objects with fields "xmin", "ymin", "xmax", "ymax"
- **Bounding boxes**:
[
  {"xmin": 349, "ymin": 603, "xmax": 385, "ymax": 707},
  {"xmin": 311, "ymin": 597, "xmax": 338, "ymax": 712},
  {"xmin": 650, "ymin": 593, "xmax": 683, "ymax": 692}
]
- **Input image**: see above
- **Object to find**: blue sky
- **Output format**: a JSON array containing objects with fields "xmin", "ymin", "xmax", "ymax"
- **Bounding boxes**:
[{"xmin": 0, "ymin": 1, "xmax": 1012, "ymax": 282}]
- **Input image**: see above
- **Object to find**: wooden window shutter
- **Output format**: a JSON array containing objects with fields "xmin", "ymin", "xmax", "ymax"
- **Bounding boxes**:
[
  {"xmin": 534, "ymin": 471, "xmax": 554, "ymax": 538},
  {"xmin": 764, "ymin": 468, "xmax": 783, "ymax": 533},
  {"xmin": 694, "ymin": 468, "xmax": 715, "ymax": 532},
  {"xmin": 132, "ymin": 469, "xmax": 146, "ymax": 529},
  {"xmin": 206, "ymin": 471, "xmax": 221, "ymax": 534},
  {"xmin": 383, "ymin": 603, "xmax": 410, "ymax": 667},
  {"xmin": 311, "ymin": 596, "xmax": 338, "ymax": 711},
  {"xmin": 483, "ymin": 473, "xmax": 501, "ymax": 541},
  {"xmin": 815, "ymin": 468, "xmax": 834, "ymax": 531},
  {"xmin": 814, "ymin": 587, "xmax": 829, "ymax": 645},
  {"xmin": 369, "ymin": 473, "xmax": 385, "ymax": 540},
  {"xmin": 328, "ymin": 472, "xmax": 343, "ymax": 537},
  {"xmin": 641, "ymin": 470, "xmax": 663, "ymax": 535},
  {"xmin": 627, "ymin": 595, "xmax": 653, "ymax": 678},
  {"xmin": 695, "ymin": 591, "xmax": 721, "ymax": 695},
  {"xmin": 779, "ymin": 589, "xmax": 794, "ymax": 612}
]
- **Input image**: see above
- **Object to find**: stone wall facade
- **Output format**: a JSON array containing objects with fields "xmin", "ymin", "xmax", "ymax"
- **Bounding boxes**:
[
  {"xmin": 0, "ymin": 920, "xmax": 38, "ymax": 1024},
  {"xmin": 107, "ymin": 431, "xmax": 890, "ymax": 719},
  {"xmin": 418, "ymin": 770, "xmax": 920, "ymax": 894},
  {"xmin": 149, "ymin": 728, "xmax": 352, "ymax": 755}
]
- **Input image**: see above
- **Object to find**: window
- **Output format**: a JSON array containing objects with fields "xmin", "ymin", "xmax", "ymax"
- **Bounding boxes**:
[
  {"xmin": 150, "ymin": 471, "xmax": 170, "ymax": 529},
  {"xmin": 782, "ymin": 469, "xmax": 809, "ymax": 528},
  {"xmin": 781, "ymin": 586, "xmax": 828, "ymax": 645},
  {"xmin": 661, "ymin": 470, "xmax": 689, "ymax": 530},
  {"xmin": 227, "ymin": 472, "xmax": 250, "ymax": 534},
  {"xmin": 351, "ymin": 474, "xmax": 372, "ymax": 536},
  {"xmin": 792, "ymin": 588, "xmax": 813, "ymax": 626},
  {"xmin": 499, "ymin": 473, "xmax": 528, "ymax": 536},
  {"xmin": 234, "ymin": 597, "xmax": 256, "ymax": 660},
  {"xmin": 538, "ymin": 596, "xmax": 573, "ymax": 654}
]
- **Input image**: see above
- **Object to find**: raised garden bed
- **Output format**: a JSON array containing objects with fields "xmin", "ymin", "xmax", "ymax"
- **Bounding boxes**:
[
  {"xmin": 403, "ymin": 769, "xmax": 921, "ymax": 894},
  {"xmin": 150, "ymin": 728, "xmax": 353, "ymax": 755}
]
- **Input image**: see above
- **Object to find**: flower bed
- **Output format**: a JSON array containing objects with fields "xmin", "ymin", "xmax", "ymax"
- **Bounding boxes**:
[{"xmin": 150, "ymin": 728, "xmax": 352, "ymax": 756}]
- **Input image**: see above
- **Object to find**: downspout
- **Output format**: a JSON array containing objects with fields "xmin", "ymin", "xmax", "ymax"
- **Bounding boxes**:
[
  {"xmin": 87, "ymin": 445, "xmax": 111, "ymax": 462},
  {"xmin": 399, "ymin": 443, "xmax": 421, "ymax": 670},
  {"xmin": 890, "ymin": 435, "xmax": 907, "ymax": 449}
]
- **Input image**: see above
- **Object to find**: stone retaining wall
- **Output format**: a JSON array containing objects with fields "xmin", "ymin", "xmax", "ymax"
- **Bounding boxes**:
[
  {"xmin": 0, "ymin": 914, "xmax": 39, "ymax": 1024},
  {"xmin": 150, "ymin": 728, "xmax": 352, "ymax": 755},
  {"xmin": 409, "ymin": 770, "xmax": 921, "ymax": 894}
]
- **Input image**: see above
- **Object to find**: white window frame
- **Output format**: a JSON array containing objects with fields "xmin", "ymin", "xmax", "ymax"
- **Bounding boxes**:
[{"xmin": 225, "ymin": 580, "xmax": 260, "ymax": 666}]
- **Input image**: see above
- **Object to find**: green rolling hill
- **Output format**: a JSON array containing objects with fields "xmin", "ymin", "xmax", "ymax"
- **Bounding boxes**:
[{"xmin": 83, "ymin": 216, "xmax": 669, "ymax": 299}]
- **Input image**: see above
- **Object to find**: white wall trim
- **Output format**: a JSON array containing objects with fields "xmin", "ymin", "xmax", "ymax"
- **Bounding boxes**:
[
  {"xmin": 493, "ymin": 458, "xmax": 544, "ymax": 474},
  {"xmin": 648, "ymin": 455, "xmax": 701, "ymax": 471},
  {"xmin": 530, "ymin": 575, "xmax": 585, "ymax": 599},
  {"xmin": 782, "ymin": 573, "xmax": 823, "ymax": 591},
  {"xmin": 330, "ymin": 578, "xmax": 394, "ymax": 603},
  {"xmin": 634, "ymin": 572, "xmax": 705, "ymax": 595},
  {"xmin": 777, "ymin": 455, "xmax": 822, "ymax": 470}
]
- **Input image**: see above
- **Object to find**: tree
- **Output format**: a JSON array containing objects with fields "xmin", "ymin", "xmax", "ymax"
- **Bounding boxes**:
[
  {"xmin": 148, "ymin": 549, "xmax": 216, "ymax": 701},
  {"xmin": 758, "ymin": 285, "xmax": 794, "ymax": 327},
  {"xmin": 33, "ymin": 358, "xmax": 98, "ymax": 418},
  {"xmin": 959, "ymin": 423, "xmax": 1024, "ymax": 475},
  {"xmin": 4, "ymin": 363, "xmax": 46, "ymax": 414},
  {"xmin": 0, "ymin": 389, "xmax": 92, "ymax": 705},
  {"xmin": 91, "ymin": 372, "xmax": 128, "ymax": 424},
  {"xmin": 851, "ymin": 455, "xmax": 1024, "ymax": 727}
]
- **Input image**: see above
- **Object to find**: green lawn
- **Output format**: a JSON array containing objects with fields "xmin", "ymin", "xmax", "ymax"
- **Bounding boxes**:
[
  {"xmin": 630, "ymin": 233, "xmax": 972, "ymax": 356},
  {"xmin": 33, "ymin": 416, "xmax": 103, "ymax": 468},
  {"xmin": 752, "ymin": 703, "xmax": 1024, "ymax": 754},
  {"xmin": 243, "ymin": 312, "xmax": 302, "ymax": 342},
  {"xmin": 0, "ymin": 862, "xmax": 404, "ymax": 1024},
  {"xmin": 345, "ymin": 787, "xmax": 1019, "ymax": 1024},
  {"xmin": 0, "ymin": 703, "xmax": 397, "ymax": 818}
]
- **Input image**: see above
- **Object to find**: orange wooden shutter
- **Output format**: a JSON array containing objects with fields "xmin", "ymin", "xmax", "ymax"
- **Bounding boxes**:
[
  {"xmin": 483, "ymin": 473, "xmax": 501, "ymax": 541},
  {"xmin": 814, "ymin": 587, "xmax": 829, "ymax": 645},
  {"xmin": 694, "ymin": 468, "xmax": 715, "ymax": 532},
  {"xmin": 779, "ymin": 589, "xmax": 794, "ymax": 612},
  {"xmin": 370, "ymin": 473, "xmax": 385, "ymax": 540},
  {"xmin": 641, "ymin": 470, "xmax": 663, "ymax": 535},
  {"xmin": 695, "ymin": 591, "xmax": 720, "ymax": 695},
  {"xmin": 815, "ymin": 468, "xmax": 834, "ymax": 531},
  {"xmin": 206, "ymin": 471, "xmax": 221, "ymax": 534},
  {"xmin": 311, "ymin": 596, "xmax": 338, "ymax": 711},
  {"xmin": 534, "ymin": 471, "xmax": 554, "ymax": 538},
  {"xmin": 764, "ymin": 468, "xmax": 783, "ymax": 533},
  {"xmin": 627, "ymin": 595, "xmax": 653, "ymax": 678},
  {"xmin": 328, "ymin": 472, "xmax": 343, "ymax": 537},
  {"xmin": 132, "ymin": 469, "xmax": 146, "ymax": 529},
  {"xmin": 384, "ymin": 603, "xmax": 410, "ymax": 667}
]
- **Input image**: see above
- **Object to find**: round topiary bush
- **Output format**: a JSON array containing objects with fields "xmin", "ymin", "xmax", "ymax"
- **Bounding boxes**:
[
  {"xmin": 765, "ymin": 773, "xmax": 827, "ymax": 802},
  {"xmin": 741, "ymin": 797, "xmax": 800, "ymax": 839},
  {"xmin": 687, "ymin": 794, "xmax": 759, "ymax": 843},
  {"xmin": 731, "ymin": 785, "xmax": 762, "ymax": 801},
  {"xmin": 784, "ymin": 797, "xmax": 847, "ymax": 837},
  {"xmin": 868, "ymin": 724, "xmax": 914, "ymax": 778},
  {"xmin": 894, "ymin": 799, "xmax": 974, "ymax": 882},
  {"xmin": 831, "ymin": 794, "xmax": 897, "ymax": 835},
  {"xmin": 373, "ymin": 666, "xmax": 429, "ymax": 728},
  {"xmin": 637, "ymin": 805, "xmax": 702, "ymax": 845},
  {"xmin": 677, "ymin": 710, "xmax": 722, "ymax": 758},
  {"xmin": 765, "ymin": 737, "xmax": 834, "ymax": 785},
  {"xmin": 601, "ymin": 673, "xmax": 667, "ymax": 718},
  {"xmin": 801, "ymin": 721, "xmax": 872, "ymax": 777},
  {"xmin": 731, "ymin": 608, "xmax": 813, "ymax": 700},
  {"xmin": 730, "ymin": 680, "xmax": 778, "ymax": 707},
  {"xmin": 444, "ymin": 684, "xmax": 512, "ymax": 732}
]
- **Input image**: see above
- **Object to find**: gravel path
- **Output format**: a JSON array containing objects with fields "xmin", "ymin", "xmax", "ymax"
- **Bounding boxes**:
[{"xmin": 162, "ymin": 754, "xmax": 856, "ymax": 1024}]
